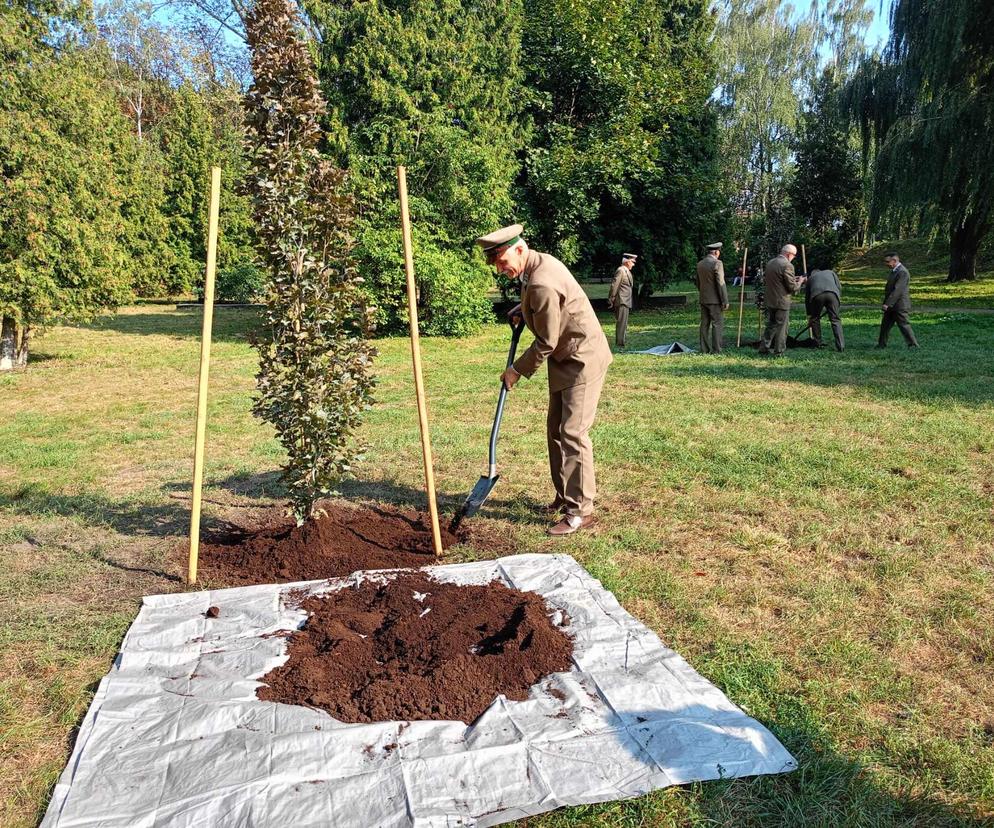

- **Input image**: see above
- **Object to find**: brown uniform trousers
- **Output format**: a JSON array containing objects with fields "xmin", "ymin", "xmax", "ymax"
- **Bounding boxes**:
[
  {"xmin": 760, "ymin": 255, "xmax": 799, "ymax": 355},
  {"xmin": 608, "ymin": 265, "xmax": 634, "ymax": 347},
  {"xmin": 695, "ymin": 254, "xmax": 727, "ymax": 353},
  {"xmin": 514, "ymin": 251, "xmax": 613, "ymax": 517}
]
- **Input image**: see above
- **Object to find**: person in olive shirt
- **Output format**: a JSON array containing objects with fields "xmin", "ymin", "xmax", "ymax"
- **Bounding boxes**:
[
  {"xmin": 694, "ymin": 242, "xmax": 728, "ymax": 353},
  {"xmin": 759, "ymin": 244, "xmax": 803, "ymax": 356},
  {"xmin": 607, "ymin": 253, "xmax": 636, "ymax": 347},
  {"xmin": 475, "ymin": 224, "xmax": 613, "ymax": 536},
  {"xmin": 877, "ymin": 252, "xmax": 919, "ymax": 348},
  {"xmin": 804, "ymin": 259, "xmax": 845, "ymax": 351}
]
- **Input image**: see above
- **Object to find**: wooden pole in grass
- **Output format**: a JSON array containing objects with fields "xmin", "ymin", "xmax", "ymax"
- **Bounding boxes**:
[
  {"xmin": 735, "ymin": 246, "xmax": 748, "ymax": 347},
  {"xmin": 188, "ymin": 165, "xmax": 222, "ymax": 584},
  {"xmin": 396, "ymin": 166, "xmax": 444, "ymax": 558}
]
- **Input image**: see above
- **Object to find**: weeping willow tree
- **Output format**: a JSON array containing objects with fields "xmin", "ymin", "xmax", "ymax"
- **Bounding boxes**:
[{"xmin": 847, "ymin": 0, "xmax": 994, "ymax": 281}]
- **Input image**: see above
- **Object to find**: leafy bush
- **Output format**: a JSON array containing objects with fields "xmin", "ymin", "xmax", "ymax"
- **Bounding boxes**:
[
  {"xmin": 244, "ymin": 0, "xmax": 376, "ymax": 523},
  {"xmin": 215, "ymin": 263, "xmax": 263, "ymax": 303},
  {"xmin": 354, "ymin": 226, "xmax": 493, "ymax": 337}
]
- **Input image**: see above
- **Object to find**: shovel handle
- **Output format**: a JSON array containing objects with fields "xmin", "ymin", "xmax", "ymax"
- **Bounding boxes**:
[{"xmin": 489, "ymin": 320, "xmax": 526, "ymax": 474}]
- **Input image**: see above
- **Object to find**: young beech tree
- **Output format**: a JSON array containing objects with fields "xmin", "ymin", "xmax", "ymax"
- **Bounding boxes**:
[{"xmin": 243, "ymin": 0, "xmax": 376, "ymax": 522}]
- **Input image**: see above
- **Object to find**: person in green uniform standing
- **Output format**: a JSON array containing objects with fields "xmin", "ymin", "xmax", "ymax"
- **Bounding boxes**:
[
  {"xmin": 694, "ymin": 242, "xmax": 728, "ymax": 353},
  {"xmin": 607, "ymin": 254, "xmax": 636, "ymax": 348},
  {"xmin": 759, "ymin": 244, "xmax": 803, "ymax": 356}
]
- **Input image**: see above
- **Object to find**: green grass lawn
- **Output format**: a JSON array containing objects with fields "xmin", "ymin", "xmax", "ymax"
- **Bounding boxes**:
[
  {"xmin": 840, "ymin": 240, "xmax": 994, "ymax": 309},
  {"xmin": 2, "ymin": 301, "xmax": 993, "ymax": 826}
]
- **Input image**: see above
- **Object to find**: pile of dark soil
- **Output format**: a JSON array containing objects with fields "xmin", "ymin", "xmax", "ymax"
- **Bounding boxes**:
[
  {"xmin": 199, "ymin": 503, "xmax": 464, "ymax": 586},
  {"xmin": 257, "ymin": 571, "xmax": 574, "ymax": 723}
]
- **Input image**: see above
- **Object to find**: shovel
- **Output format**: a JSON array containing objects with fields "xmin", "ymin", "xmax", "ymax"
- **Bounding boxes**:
[{"xmin": 450, "ymin": 318, "xmax": 526, "ymax": 530}]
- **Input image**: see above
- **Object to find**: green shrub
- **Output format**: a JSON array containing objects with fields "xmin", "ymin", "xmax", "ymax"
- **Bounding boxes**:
[
  {"xmin": 244, "ymin": 0, "xmax": 376, "ymax": 523},
  {"xmin": 215, "ymin": 263, "xmax": 263, "ymax": 303},
  {"xmin": 355, "ymin": 226, "xmax": 493, "ymax": 337}
]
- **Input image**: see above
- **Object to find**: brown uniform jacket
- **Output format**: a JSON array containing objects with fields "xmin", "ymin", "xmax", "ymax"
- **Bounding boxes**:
[
  {"xmin": 883, "ymin": 264, "xmax": 912, "ymax": 310},
  {"xmin": 764, "ymin": 254, "xmax": 799, "ymax": 310},
  {"xmin": 513, "ymin": 250, "xmax": 613, "ymax": 393},
  {"xmin": 608, "ymin": 266, "xmax": 634, "ymax": 308},
  {"xmin": 694, "ymin": 254, "xmax": 727, "ymax": 306}
]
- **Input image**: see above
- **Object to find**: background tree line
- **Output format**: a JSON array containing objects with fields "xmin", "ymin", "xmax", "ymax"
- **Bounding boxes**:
[
  {"xmin": 1, "ymin": 0, "xmax": 724, "ymax": 361},
  {"xmin": 3, "ymin": 0, "xmax": 993, "ymax": 368}
]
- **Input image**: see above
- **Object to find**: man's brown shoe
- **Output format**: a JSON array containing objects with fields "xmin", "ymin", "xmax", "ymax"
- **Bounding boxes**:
[
  {"xmin": 541, "ymin": 500, "xmax": 566, "ymax": 515},
  {"xmin": 548, "ymin": 515, "xmax": 595, "ymax": 536}
]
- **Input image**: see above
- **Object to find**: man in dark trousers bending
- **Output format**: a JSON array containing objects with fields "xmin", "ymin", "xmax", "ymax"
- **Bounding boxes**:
[
  {"xmin": 877, "ymin": 252, "xmax": 919, "ymax": 349},
  {"xmin": 805, "ymin": 258, "xmax": 845, "ymax": 351}
]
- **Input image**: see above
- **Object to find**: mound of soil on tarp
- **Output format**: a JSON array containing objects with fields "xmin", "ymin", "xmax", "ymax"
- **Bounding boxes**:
[
  {"xmin": 257, "ymin": 572, "xmax": 574, "ymax": 723},
  {"xmin": 199, "ymin": 503, "xmax": 465, "ymax": 586}
]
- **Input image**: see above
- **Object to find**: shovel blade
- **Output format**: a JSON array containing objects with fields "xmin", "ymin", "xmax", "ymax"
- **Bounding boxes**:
[{"xmin": 461, "ymin": 474, "xmax": 500, "ymax": 519}]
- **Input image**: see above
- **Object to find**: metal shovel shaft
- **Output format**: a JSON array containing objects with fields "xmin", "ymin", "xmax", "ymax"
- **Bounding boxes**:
[{"xmin": 451, "ymin": 320, "xmax": 525, "ymax": 529}]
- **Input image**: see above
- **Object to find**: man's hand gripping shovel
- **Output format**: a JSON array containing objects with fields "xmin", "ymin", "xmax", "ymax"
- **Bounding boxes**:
[{"xmin": 449, "ymin": 313, "xmax": 525, "ymax": 531}]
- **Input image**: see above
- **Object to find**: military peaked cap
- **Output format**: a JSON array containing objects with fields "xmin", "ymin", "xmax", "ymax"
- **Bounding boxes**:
[{"xmin": 475, "ymin": 224, "xmax": 524, "ymax": 252}]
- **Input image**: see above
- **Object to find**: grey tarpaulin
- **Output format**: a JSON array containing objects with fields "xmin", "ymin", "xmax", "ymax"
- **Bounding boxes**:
[
  {"xmin": 633, "ymin": 342, "xmax": 696, "ymax": 355},
  {"xmin": 42, "ymin": 554, "xmax": 795, "ymax": 827}
]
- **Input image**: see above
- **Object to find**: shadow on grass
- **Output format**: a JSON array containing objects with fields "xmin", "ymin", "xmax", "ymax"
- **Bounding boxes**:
[
  {"xmin": 86, "ymin": 305, "xmax": 262, "ymax": 343},
  {"xmin": 0, "ymin": 485, "xmax": 199, "ymax": 537},
  {"xmin": 0, "ymin": 485, "xmax": 210, "ymax": 582},
  {"xmin": 676, "ymin": 719, "xmax": 990, "ymax": 827},
  {"xmin": 558, "ymin": 647, "xmax": 991, "ymax": 826},
  {"xmin": 198, "ymin": 470, "xmax": 544, "ymax": 529},
  {"xmin": 618, "ymin": 313, "xmax": 994, "ymax": 405}
]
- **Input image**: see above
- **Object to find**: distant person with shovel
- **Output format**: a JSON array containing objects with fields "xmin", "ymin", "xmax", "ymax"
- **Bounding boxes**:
[
  {"xmin": 476, "ymin": 224, "xmax": 613, "ymax": 536},
  {"xmin": 607, "ymin": 253, "xmax": 636, "ymax": 348},
  {"xmin": 804, "ymin": 257, "xmax": 845, "ymax": 351}
]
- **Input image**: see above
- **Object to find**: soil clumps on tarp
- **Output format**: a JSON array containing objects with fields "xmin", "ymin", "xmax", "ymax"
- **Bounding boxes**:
[
  {"xmin": 257, "ymin": 571, "xmax": 574, "ymax": 723},
  {"xmin": 199, "ymin": 503, "xmax": 464, "ymax": 586}
]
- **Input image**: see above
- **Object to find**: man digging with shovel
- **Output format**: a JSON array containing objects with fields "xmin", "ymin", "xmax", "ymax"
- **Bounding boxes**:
[{"xmin": 476, "ymin": 224, "xmax": 612, "ymax": 536}]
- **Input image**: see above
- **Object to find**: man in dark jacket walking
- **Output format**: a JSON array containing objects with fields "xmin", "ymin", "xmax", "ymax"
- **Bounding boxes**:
[
  {"xmin": 877, "ymin": 253, "xmax": 919, "ymax": 348},
  {"xmin": 805, "ymin": 261, "xmax": 845, "ymax": 351}
]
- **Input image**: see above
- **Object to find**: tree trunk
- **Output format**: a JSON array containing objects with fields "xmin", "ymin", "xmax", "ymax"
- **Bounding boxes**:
[
  {"xmin": 16, "ymin": 325, "xmax": 30, "ymax": 367},
  {"xmin": 948, "ymin": 213, "xmax": 989, "ymax": 282},
  {"xmin": 1, "ymin": 316, "xmax": 19, "ymax": 371}
]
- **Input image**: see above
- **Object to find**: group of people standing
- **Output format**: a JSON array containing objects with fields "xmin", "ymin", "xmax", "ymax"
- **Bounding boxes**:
[
  {"xmin": 471, "ymin": 222, "xmax": 920, "ymax": 539},
  {"xmin": 690, "ymin": 243, "xmax": 918, "ymax": 356}
]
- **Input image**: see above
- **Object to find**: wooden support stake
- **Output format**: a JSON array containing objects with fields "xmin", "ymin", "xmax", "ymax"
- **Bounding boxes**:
[
  {"xmin": 188, "ymin": 166, "xmax": 222, "ymax": 584},
  {"xmin": 396, "ymin": 166, "xmax": 444, "ymax": 558},
  {"xmin": 801, "ymin": 244, "xmax": 807, "ymax": 276},
  {"xmin": 736, "ymin": 246, "xmax": 748, "ymax": 347}
]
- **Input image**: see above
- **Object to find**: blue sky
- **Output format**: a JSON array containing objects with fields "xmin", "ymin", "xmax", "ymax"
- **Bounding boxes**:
[
  {"xmin": 865, "ymin": 1, "xmax": 891, "ymax": 49},
  {"xmin": 792, "ymin": 1, "xmax": 892, "ymax": 51}
]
